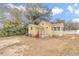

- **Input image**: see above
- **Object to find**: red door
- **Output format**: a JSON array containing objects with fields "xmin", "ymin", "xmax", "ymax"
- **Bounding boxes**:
[{"xmin": 33, "ymin": 32, "xmax": 39, "ymax": 38}]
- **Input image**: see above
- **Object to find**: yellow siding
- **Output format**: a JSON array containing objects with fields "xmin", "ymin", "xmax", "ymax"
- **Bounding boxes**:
[
  {"xmin": 39, "ymin": 21, "xmax": 53, "ymax": 37},
  {"xmin": 28, "ymin": 21, "xmax": 64, "ymax": 38},
  {"xmin": 28, "ymin": 24, "xmax": 38, "ymax": 37}
]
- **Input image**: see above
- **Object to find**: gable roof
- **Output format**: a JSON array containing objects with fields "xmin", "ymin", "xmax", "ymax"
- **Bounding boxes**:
[
  {"xmin": 39, "ymin": 20, "xmax": 52, "ymax": 26},
  {"xmin": 28, "ymin": 24, "xmax": 38, "ymax": 28},
  {"xmin": 51, "ymin": 22, "xmax": 64, "ymax": 27}
]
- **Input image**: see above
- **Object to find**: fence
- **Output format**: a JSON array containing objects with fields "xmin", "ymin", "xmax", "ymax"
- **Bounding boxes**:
[
  {"xmin": 39, "ymin": 30, "xmax": 79, "ymax": 38},
  {"xmin": 52, "ymin": 30, "xmax": 79, "ymax": 36}
]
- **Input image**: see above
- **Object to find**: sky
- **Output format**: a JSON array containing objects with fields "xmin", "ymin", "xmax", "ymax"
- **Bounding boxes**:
[
  {"xmin": 0, "ymin": 3, "xmax": 79, "ymax": 22},
  {"xmin": 46, "ymin": 3, "xmax": 79, "ymax": 22}
]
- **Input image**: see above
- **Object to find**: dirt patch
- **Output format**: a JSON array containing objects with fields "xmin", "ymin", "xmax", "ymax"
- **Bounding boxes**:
[{"xmin": 0, "ymin": 35, "xmax": 79, "ymax": 56}]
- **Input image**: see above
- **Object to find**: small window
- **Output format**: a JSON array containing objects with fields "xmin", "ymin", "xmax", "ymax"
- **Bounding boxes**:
[
  {"xmin": 46, "ymin": 27, "xmax": 48, "ymax": 28},
  {"xmin": 54, "ymin": 27, "xmax": 56, "ymax": 31},
  {"xmin": 42, "ymin": 23, "xmax": 44, "ymax": 25},
  {"xmin": 31, "ymin": 27, "xmax": 33, "ymax": 30},
  {"xmin": 57, "ymin": 27, "xmax": 60, "ymax": 31},
  {"xmin": 61, "ymin": 27, "xmax": 64, "ymax": 31}
]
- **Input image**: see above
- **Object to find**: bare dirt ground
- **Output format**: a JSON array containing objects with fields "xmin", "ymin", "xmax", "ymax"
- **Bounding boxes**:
[{"xmin": 0, "ymin": 35, "xmax": 79, "ymax": 56}]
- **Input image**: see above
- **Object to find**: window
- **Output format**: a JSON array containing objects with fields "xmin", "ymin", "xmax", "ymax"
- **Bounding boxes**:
[
  {"xmin": 52, "ymin": 27, "xmax": 54, "ymax": 30},
  {"xmin": 61, "ymin": 27, "xmax": 64, "ymax": 31},
  {"xmin": 57, "ymin": 27, "xmax": 60, "ymax": 31},
  {"xmin": 62, "ymin": 27, "xmax": 64, "ymax": 31},
  {"xmin": 54, "ymin": 27, "xmax": 56, "ymax": 31},
  {"xmin": 31, "ymin": 27, "xmax": 33, "ymax": 30},
  {"xmin": 46, "ymin": 27, "xmax": 48, "ymax": 28},
  {"xmin": 42, "ymin": 23, "xmax": 44, "ymax": 25}
]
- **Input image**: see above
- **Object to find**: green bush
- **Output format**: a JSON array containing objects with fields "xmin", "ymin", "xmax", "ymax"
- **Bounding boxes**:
[{"xmin": 0, "ymin": 20, "xmax": 27, "ymax": 37}]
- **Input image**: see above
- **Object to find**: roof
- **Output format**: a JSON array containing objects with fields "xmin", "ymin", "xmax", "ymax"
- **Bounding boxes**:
[
  {"xmin": 28, "ymin": 21, "xmax": 64, "ymax": 28},
  {"xmin": 51, "ymin": 22, "xmax": 64, "ymax": 27},
  {"xmin": 28, "ymin": 24, "xmax": 38, "ymax": 28},
  {"xmin": 39, "ymin": 20, "xmax": 53, "ymax": 26}
]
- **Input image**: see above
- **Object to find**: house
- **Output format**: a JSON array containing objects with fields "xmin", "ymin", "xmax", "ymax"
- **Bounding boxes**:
[
  {"xmin": 39, "ymin": 21, "xmax": 53, "ymax": 38},
  {"xmin": 27, "ymin": 24, "xmax": 39, "ymax": 37},
  {"xmin": 51, "ymin": 21, "xmax": 64, "ymax": 36},
  {"xmin": 51, "ymin": 22, "xmax": 64, "ymax": 31},
  {"xmin": 27, "ymin": 20, "xmax": 64, "ymax": 38}
]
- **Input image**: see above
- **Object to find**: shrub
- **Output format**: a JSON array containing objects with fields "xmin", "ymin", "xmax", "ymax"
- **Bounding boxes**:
[{"xmin": 0, "ymin": 20, "xmax": 27, "ymax": 37}]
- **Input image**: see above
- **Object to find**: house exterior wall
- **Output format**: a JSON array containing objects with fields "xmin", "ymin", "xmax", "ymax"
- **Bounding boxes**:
[
  {"xmin": 39, "ymin": 21, "xmax": 53, "ymax": 37},
  {"xmin": 27, "ymin": 21, "xmax": 64, "ymax": 38},
  {"xmin": 28, "ymin": 24, "xmax": 38, "ymax": 37},
  {"xmin": 51, "ymin": 22, "xmax": 64, "ymax": 36},
  {"xmin": 52, "ymin": 22, "xmax": 64, "ymax": 31}
]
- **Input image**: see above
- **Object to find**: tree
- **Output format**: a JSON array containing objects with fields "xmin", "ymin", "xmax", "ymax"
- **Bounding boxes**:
[
  {"xmin": 9, "ymin": 8, "xmax": 22, "ymax": 24},
  {"xmin": 8, "ymin": 4, "xmax": 51, "ymax": 25},
  {"xmin": 0, "ymin": 19, "xmax": 27, "ymax": 36},
  {"xmin": 64, "ymin": 20, "xmax": 79, "ymax": 30},
  {"xmin": 55, "ymin": 18, "xmax": 64, "ymax": 22},
  {"xmin": 25, "ymin": 3, "xmax": 52, "ymax": 24}
]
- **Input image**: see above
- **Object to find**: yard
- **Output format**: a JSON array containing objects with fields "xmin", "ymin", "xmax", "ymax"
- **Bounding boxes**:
[{"xmin": 0, "ymin": 35, "xmax": 79, "ymax": 56}]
